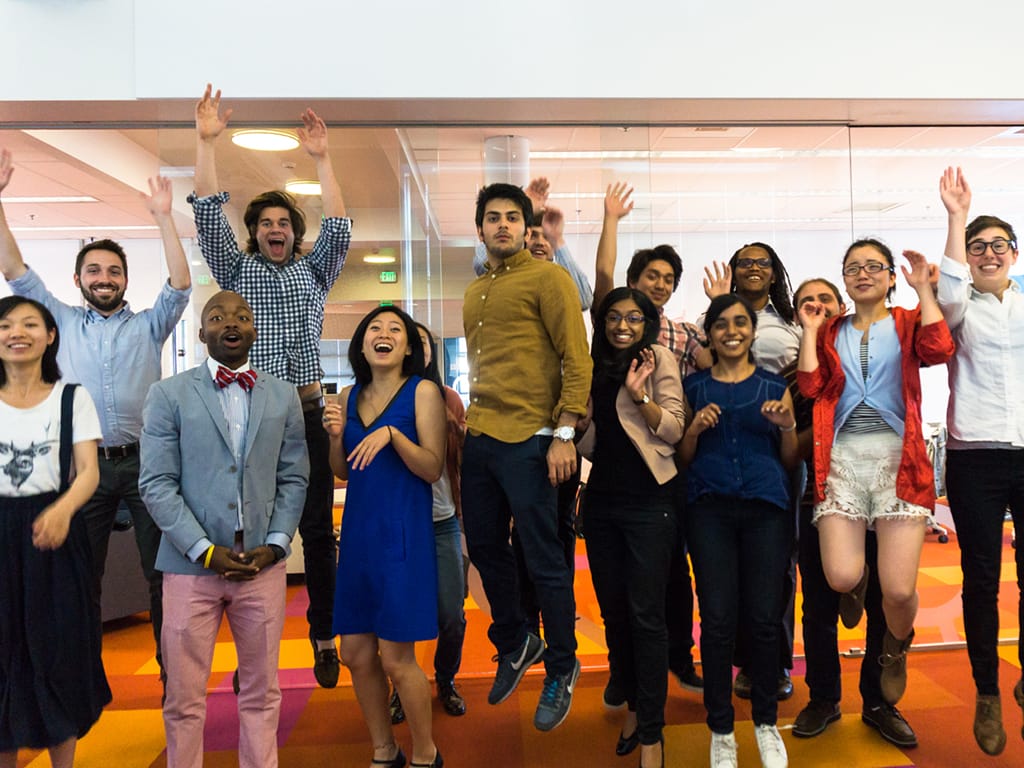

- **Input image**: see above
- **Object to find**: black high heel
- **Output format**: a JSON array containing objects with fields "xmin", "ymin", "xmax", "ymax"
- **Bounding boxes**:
[
  {"xmin": 371, "ymin": 745, "xmax": 406, "ymax": 768},
  {"xmin": 616, "ymin": 727, "xmax": 640, "ymax": 756},
  {"xmin": 410, "ymin": 748, "xmax": 443, "ymax": 768}
]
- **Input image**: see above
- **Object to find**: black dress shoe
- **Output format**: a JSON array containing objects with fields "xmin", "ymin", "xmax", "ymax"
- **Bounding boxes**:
[
  {"xmin": 793, "ymin": 699, "xmax": 841, "ymax": 737},
  {"xmin": 410, "ymin": 748, "xmax": 443, "ymax": 768},
  {"xmin": 616, "ymin": 727, "xmax": 640, "ymax": 756},
  {"xmin": 438, "ymin": 680, "xmax": 466, "ymax": 716},
  {"xmin": 310, "ymin": 631, "xmax": 340, "ymax": 689},
  {"xmin": 777, "ymin": 670, "xmax": 794, "ymax": 701},
  {"xmin": 371, "ymin": 745, "xmax": 406, "ymax": 768},
  {"xmin": 862, "ymin": 703, "xmax": 918, "ymax": 748}
]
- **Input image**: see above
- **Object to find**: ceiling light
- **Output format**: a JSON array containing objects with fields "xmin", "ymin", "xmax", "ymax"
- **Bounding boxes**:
[
  {"xmin": 9, "ymin": 225, "xmax": 159, "ymax": 232},
  {"xmin": 285, "ymin": 179, "xmax": 322, "ymax": 196},
  {"xmin": 3, "ymin": 196, "xmax": 97, "ymax": 204},
  {"xmin": 364, "ymin": 254, "xmax": 396, "ymax": 264},
  {"xmin": 231, "ymin": 130, "xmax": 300, "ymax": 152}
]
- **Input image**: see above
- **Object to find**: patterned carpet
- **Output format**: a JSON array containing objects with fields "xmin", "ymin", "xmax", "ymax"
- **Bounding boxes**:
[{"xmin": 15, "ymin": 515, "xmax": 1023, "ymax": 767}]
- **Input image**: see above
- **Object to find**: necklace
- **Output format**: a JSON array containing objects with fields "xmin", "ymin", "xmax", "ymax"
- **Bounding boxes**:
[{"xmin": 361, "ymin": 377, "xmax": 406, "ymax": 423}]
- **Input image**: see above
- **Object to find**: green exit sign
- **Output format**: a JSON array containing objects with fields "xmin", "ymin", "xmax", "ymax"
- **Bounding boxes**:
[
  {"xmin": 379, "ymin": 270, "xmax": 398, "ymax": 284},
  {"xmin": 195, "ymin": 274, "xmax": 211, "ymax": 286}
]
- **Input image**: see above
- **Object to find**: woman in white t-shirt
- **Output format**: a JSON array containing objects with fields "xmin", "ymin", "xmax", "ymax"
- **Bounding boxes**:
[{"xmin": 0, "ymin": 296, "xmax": 109, "ymax": 768}]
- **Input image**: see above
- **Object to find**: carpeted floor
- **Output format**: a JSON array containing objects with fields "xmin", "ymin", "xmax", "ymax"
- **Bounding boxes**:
[{"xmin": 15, "ymin": 518, "xmax": 1023, "ymax": 767}]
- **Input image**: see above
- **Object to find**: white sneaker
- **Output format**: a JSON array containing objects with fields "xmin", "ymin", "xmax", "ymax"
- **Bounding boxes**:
[
  {"xmin": 754, "ymin": 724, "xmax": 788, "ymax": 768},
  {"xmin": 710, "ymin": 731, "xmax": 738, "ymax": 768}
]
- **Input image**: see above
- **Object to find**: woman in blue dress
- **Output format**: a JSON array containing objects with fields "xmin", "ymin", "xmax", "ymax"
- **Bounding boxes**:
[{"xmin": 322, "ymin": 306, "xmax": 446, "ymax": 768}]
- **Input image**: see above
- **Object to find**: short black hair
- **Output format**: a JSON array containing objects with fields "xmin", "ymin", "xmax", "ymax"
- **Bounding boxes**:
[
  {"xmin": 244, "ymin": 190, "xmax": 307, "ymax": 257},
  {"xmin": 474, "ymin": 183, "xmax": 533, "ymax": 230},
  {"xmin": 348, "ymin": 305, "xmax": 425, "ymax": 386},
  {"xmin": 590, "ymin": 286, "xmax": 661, "ymax": 384},
  {"xmin": 0, "ymin": 296, "xmax": 61, "ymax": 385},
  {"xmin": 728, "ymin": 242, "xmax": 795, "ymax": 323},
  {"xmin": 626, "ymin": 244, "xmax": 683, "ymax": 293},
  {"xmin": 75, "ymin": 239, "xmax": 128, "ymax": 277}
]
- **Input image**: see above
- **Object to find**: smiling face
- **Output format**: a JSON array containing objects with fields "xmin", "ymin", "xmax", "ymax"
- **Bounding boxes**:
[
  {"xmin": 631, "ymin": 258, "xmax": 676, "ymax": 308},
  {"xmin": 708, "ymin": 301, "xmax": 755, "ymax": 362},
  {"xmin": 966, "ymin": 225, "xmax": 1019, "ymax": 294},
  {"xmin": 254, "ymin": 205, "xmax": 297, "ymax": 265},
  {"xmin": 842, "ymin": 244, "xmax": 895, "ymax": 306},
  {"xmin": 74, "ymin": 249, "xmax": 127, "ymax": 315},
  {"xmin": 477, "ymin": 198, "xmax": 528, "ymax": 262},
  {"xmin": 199, "ymin": 291, "xmax": 256, "ymax": 368},
  {"xmin": 527, "ymin": 226, "xmax": 554, "ymax": 261},
  {"xmin": 0, "ymin": 302, "xmax": 55, "ymax": 369},
  {"xmin": 604, "ymin": 297, "xmax": 646, "ymax": 350},
  {"xmin": 795, "ymin": 280, "xmax": 846, "ymax": 324},
  {"xmin": 362, "ymin": 311, "xmax": 411, "ymax": 369},
  {"xmin": 732, "ymin": 245, "xmax": 774, "ymax": 299}
]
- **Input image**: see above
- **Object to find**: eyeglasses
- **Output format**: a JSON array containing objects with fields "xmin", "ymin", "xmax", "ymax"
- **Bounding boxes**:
[
  {"xmin": 967, "ymin": 237, "xmax": 1016, "ymax": 257},
  {"xmin": 735, "ymin": 257, "xmax": 772, "ymax": 269},
  {"xmin": 842, "ymin": 261, "xmax": 892, "ymax": 277},
  {"xmin": 605, "ymin": 312, "xmax": 646, "ymax": 326}
]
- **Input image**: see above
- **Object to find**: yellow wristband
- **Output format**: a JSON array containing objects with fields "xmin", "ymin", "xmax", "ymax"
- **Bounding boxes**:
[{"xmin": 203, "ymin": 545, "xmax": 216, "ymax": 569}]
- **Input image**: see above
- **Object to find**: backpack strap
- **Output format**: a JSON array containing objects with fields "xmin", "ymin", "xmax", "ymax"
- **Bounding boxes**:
[{"xmin": 58, "ymin": 383, "xmax": 77, "ymax": 493}]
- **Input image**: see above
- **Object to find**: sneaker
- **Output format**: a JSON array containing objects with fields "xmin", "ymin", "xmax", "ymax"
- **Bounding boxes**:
[
  {"xmin": 754, "ymin": 724, "xmax": 788, "ymax": 768},
  {"xmin": 533, "ymin": 658, "xmax": 580, "ymax": 732},
  {"xmin": 671, "ymin": 664, "xmax": 704, "ymax": 693},
  {"xmin": 389, "ymin": 686, "xmax": 406, "ymax": 725},
  {"xmin": 310, "ymin": 631, "xmax": 340, "ymax": 689},
  {"xmin": 733, "ymin": 670, "xmax": 752, "ymax": 699},
  {"xmin": 710, "ymin": 731, "xmax": 738, "ymax": 768},
  {"xmin": 1015, "ymin": 679, "xmax": 1024, "ymax": 740},
  {"xmin": 974, "ymin": 694, "xmax": 1006, "ymax": 755},
  {"xmin": 438, "ymin": 679, "xmax": 466, "ymax": 717},
  {"xmin": 879, "ymin": 629, "xmax": 913, "ymax": 705},
  {"xmin": 792, "ymin": 699, "xmax": 841, "ymax": 738},
  {"xmin": 488, "ymin": 632, "xmax": 545, "ymax": 705},
  {"xmin": 839, "ymin": 564, "xmax": 869, "ymax": 629},
  {"xmin": 602, "ymin": 676, "xmax": 627, "ymax": 710},
  {"xmin": 862, "ymin": 703, "xmax": 918, "ymax": 748}
]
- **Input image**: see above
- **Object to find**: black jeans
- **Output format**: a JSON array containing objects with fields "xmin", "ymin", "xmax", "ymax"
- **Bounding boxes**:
[
  {"xmin": 688, "ymin": 496, "xmax": 792, "ymax": 733},
  {"xmin": 585, "ymin": 490, "xmax": 676, "ymax": 746},
  {"xmin": 301, "ymin": 407, "xmax": 337, "ymax": 641},
  {"xmin": 798, "ymin": 499, "xmax": 886, "ymax": 707},
  {"xmin": 462, "ymin": 433, "xmax": 577, "ymax": 677},
  {"xmin": 82, "ymin": 451, "xmax": 163, "ymax": 666},
  {"xmin": 946, "ymin": 448, "xmax": 1024, "ymax": 695}
]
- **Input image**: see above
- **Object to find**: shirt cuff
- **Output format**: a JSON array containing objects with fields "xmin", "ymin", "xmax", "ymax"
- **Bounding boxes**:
[
  {"xmin": 940, "ymin": 255, "xmax": 970, "ymax": 278},
  {"xmin": 187, "ymin": 537, "xmax": 215, "ymax": 564},
  {"xmin": 186, "ymin": 190, "xmax": 230, "ymax": 206},
  {"xmin": 266, "ymin": 531, "xmax": 292, "ymax": 557}
]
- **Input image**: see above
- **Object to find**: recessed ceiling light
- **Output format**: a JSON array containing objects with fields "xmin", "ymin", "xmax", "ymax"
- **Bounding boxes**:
[
  {"xmin": 231, "ymin": 130, "xmax": 300, "ymax": 152},
  {"xmin": 364, "ymin": 254, "xmax": 396, "ymax": 264},
  {"xmin": 285, "ymin": 179, "xmax": 322, "ymax": 196},
  {"xmin": 3, "ymin": 196, "xmax": 97, "ymax": 204}
]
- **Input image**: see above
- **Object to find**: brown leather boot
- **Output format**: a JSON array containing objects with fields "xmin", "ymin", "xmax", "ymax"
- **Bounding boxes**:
[
  {"xmin": 879, "ymin": 628, "xmax": 913, "ymax": 705},
  {"xmin": 973, "ymin": 694, "xmax": 1006, "ymax": 755}
]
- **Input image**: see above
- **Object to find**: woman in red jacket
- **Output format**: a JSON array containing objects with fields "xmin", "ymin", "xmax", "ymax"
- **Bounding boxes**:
[{"xmin": 797, "ymin": 240, "xmax": 954, "ymax": 708}]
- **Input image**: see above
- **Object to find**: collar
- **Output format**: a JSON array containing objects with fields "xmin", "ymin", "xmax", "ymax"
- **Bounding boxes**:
[
  {"xmin": 206, "ymin": 357, "xmax": 253, "ymax": 381},
  {"xmin": 483, "ymin": 249, "xmax": 533, "ymax": 274},
  {"xmin": 85, "ymin": 301, "xmax": 131, "ymax": 322}
]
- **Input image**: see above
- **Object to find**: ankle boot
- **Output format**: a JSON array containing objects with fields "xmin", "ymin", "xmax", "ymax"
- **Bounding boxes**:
[{"xmin": 879, "ymin": 629, "xmax": 914, "ymax": 705}]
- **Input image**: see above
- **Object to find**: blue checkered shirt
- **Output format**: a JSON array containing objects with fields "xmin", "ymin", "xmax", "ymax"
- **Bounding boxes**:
[{"xmin": 189, "ymin": 191, "xmax": 352, "ymax": 387}]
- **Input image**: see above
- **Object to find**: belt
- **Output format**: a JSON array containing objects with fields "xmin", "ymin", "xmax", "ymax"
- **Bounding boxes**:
[
  {"xmin": 301, "ymin": 396, "xmax": 326, "ymax": 413},
  {"xmin": 99, "ymin": 442, "xmax": 138, "ymax": 459}
]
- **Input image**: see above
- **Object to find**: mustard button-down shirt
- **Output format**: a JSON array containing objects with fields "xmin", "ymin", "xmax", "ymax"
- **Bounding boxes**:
[{"xmin": 463, "ymin": 249, "xmax": 591, "ymax": 443}]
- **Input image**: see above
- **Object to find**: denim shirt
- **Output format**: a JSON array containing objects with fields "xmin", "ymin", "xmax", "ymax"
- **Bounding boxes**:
[{"xmin": 835, "ymin": 314, "xmax": 905, "ymax": 437}]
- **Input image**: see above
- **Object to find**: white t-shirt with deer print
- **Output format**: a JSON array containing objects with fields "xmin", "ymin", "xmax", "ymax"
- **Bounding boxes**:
[{"xmin": 0, "ymin": 383, "xmax": 101, "ymax": 497}]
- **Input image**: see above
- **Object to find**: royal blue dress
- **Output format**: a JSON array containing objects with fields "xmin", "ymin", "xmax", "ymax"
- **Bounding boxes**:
[{"xmin": 333, "ymin": 376, "xmax": 438, "ymax": 642}]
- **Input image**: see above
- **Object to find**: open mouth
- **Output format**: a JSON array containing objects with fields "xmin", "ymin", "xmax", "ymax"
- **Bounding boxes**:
[
  {"xmin": 222, "ymin": 331, "xmax": 243, "ymax": 347},
  {"xmin": 374, "ymin": 342, "xmax": 394, "ymax": 353}
]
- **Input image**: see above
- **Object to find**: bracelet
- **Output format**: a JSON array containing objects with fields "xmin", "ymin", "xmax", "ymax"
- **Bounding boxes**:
[
  {"xmin": 202, "ymin": 545, "xmax": 216, "ymax": 569},
  {"xmin": 779, "ymin": 422, "xmax": 797, "ymax": 433},
  {"xmin": 386, "ymin": 425, "xmax": 394, "ymax": 442}
]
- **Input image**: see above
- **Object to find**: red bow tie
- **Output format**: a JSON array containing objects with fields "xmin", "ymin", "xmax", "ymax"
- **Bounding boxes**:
[{"xmin": 215, "ymin": 366, "xmax": 257, "ymax": 391}]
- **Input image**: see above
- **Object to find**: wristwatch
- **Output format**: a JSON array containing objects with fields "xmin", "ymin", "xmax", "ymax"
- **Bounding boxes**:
[
  {"xmin": 633, "ymin": 394, "xmax": 650, "ymax": 406},
  {"xmin": 554, "ymin": 425, "xmax": 576, "ymax": 442}
]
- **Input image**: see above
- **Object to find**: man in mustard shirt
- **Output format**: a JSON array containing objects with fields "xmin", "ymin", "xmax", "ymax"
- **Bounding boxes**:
[{"xmin": 461, "ymin": 183, "xmax": 591, "ymax": 732}]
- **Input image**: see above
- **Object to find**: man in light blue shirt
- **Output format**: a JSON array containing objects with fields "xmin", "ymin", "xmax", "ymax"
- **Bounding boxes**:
[{"xmin": 0, "ymin": 153, "xmax": 191, "ymax": 679}]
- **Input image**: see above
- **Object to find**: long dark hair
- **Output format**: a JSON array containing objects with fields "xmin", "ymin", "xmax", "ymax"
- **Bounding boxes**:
[
  {"xmin": 703, "ymin": 294, "xmax": 758, "ymax": 364},
  {"xmin": 728, "ymin": 242, "xmax": 796, "ymax": 323},
  {"xmin": 348, "ymin": 305, "xmax": 425, "ymax": 386},
  {"xmin": 591, "ymin": 287, "xmax": 660, "ymax": 384},
  {"xmin": 0, "ymin": 296, "xmax": 61, "ymax": 386},
  {"xmin": 415, "ymin": 322, "xmax": 444, "ymax": 395}
]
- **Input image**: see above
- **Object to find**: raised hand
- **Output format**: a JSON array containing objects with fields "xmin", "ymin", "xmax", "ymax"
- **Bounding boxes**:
[
  {"xmin": 196, "ymin": 83, "xmax": 232, "ymax": 140},
  {"xmin": 901, "ymin": 249, "xmax": 934, "ymax": 291},
  {"xmin": 798, "ymin": 299, "xmax": 828, "ymax": 330},
  {"xmin": 703, "ymin": 261, "xmax": 732, "ymax": 300},
  {"xmin": 760, "ymin": 399, "xmax": 795, "ymax": 430},
  {"xmin": 0, "ymin": 148, "xmax": 14, "ymax": 193},
  {"xmin": 625, "ymin": 348, "xmax": 656, "ymax": 400},
  {"xmin": 298, "ymin": 108, "xmax": 329, "ymax": 159},
  {"xmin": 526, "ymin": 177, "xmax": 550, "ymax": 211},
  {"xmin": 542, "ymin": 205, "xmax": 565, "ymax": 245},
  {"xmin": 141, "ymin": 176, "xmax": 173, "ymax": 218},
  {"xmin": 605, "ymin": 182, "xmax": 634, "ymax": 220},
  {"xmin": 939, "ymin": 166, "xmax": 971, "ymax": 216},
  {"xmin": 321, "ymin": 400, "xmax": 344, "ymax": 437}
]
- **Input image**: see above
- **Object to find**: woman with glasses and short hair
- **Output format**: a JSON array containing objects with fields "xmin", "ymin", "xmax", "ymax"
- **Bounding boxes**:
[
  {"xmin": 797, "ymin": 238, "xmax": 954, "ymax": 715},
  {"xmin": 579, "ymin": 287, "xmax": 685, "ymax": 768},
  {"xmin": 938, "ymin": 166, "xmax": 1024, "ymax": 756}
]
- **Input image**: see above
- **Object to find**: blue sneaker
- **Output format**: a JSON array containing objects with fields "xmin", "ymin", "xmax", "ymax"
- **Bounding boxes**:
[
  {"xmin": 488, "ymin": 632, "xmax": 545, "ymax": 705},
  {"xmin": 534, "ymin": 657, "xmax": 580, "ymax": 731}
]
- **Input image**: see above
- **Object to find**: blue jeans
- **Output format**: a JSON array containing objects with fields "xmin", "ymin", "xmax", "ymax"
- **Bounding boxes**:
[
  {"xmin": 946, "ymin": 448, "xmax": 1024, "ymax": 695},
  {"xmin": 433, "ymin": 514, "xmax": 467, "ymax": 682},
  {"xmin": 301, "ymin": 407, "xmax": 337, "ymax": 641},
  {"xmin": 461, "ymin": 433, "xmax": 577, "ymax": 677},
  {"xmin": 687, "ymin": 496, "xmax": 792, "ymax": 733}
]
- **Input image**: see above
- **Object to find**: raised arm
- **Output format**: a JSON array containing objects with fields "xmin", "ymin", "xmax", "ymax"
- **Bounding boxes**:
[
  {"xmin": 939, "ymin": 166, "xmax": 970, "ymax": 265},
  {"xmin": 546, "ymin": 207, "xmax": 594, "ymax": 310},
  {"xmin": 595, "ymin": 182, "xmax": 634, "ymax": 309},
  {"xmin": 194, "ymin": 83, "xmax": 232, "ymax": 197},
  {"xmin": 142, "ymin": 176, "xmax": 191, "ymax": 291},
  {"xmin": 0, "ymin": 149, "xmax": 28, "ymax": 281},
  {"xmin": 298, "ymin": 109, "xmax": 346, "ymax": 219},
  {"xmin": 901, "ymin": 249, "xmax": 943, "ymax": 326}
]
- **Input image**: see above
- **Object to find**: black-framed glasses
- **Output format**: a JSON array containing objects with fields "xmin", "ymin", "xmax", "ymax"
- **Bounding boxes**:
[
  {"xmin": 967, "ymin": 237, "xmax": 1016, "ymax": 257},
  {"xmin": 735, "ymin": 257, "xmax": 772, "ymax": 269},
  {"xmin": 605, "ymin": 312, "xmax": 646, "ymax": 326},
  {"xmin": 842, "ymin": 261, "xmax": 892, "ymax": 277}
]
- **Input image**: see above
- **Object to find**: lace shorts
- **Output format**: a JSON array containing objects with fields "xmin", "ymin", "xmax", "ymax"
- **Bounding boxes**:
[{"xmin": 812, "ymin": 429, "xmax": 930, "ymax": 529}]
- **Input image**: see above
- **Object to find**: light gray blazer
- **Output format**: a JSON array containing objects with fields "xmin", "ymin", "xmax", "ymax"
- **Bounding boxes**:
[{"xmin": 139, "ymin": 364, "xmax": 309, "ymax": 575}]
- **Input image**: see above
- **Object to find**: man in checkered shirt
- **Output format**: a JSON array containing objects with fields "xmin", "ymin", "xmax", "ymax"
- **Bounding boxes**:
[{"xmin": 188, "ymin": 84, "xmax": 351, "ymax": 689}]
